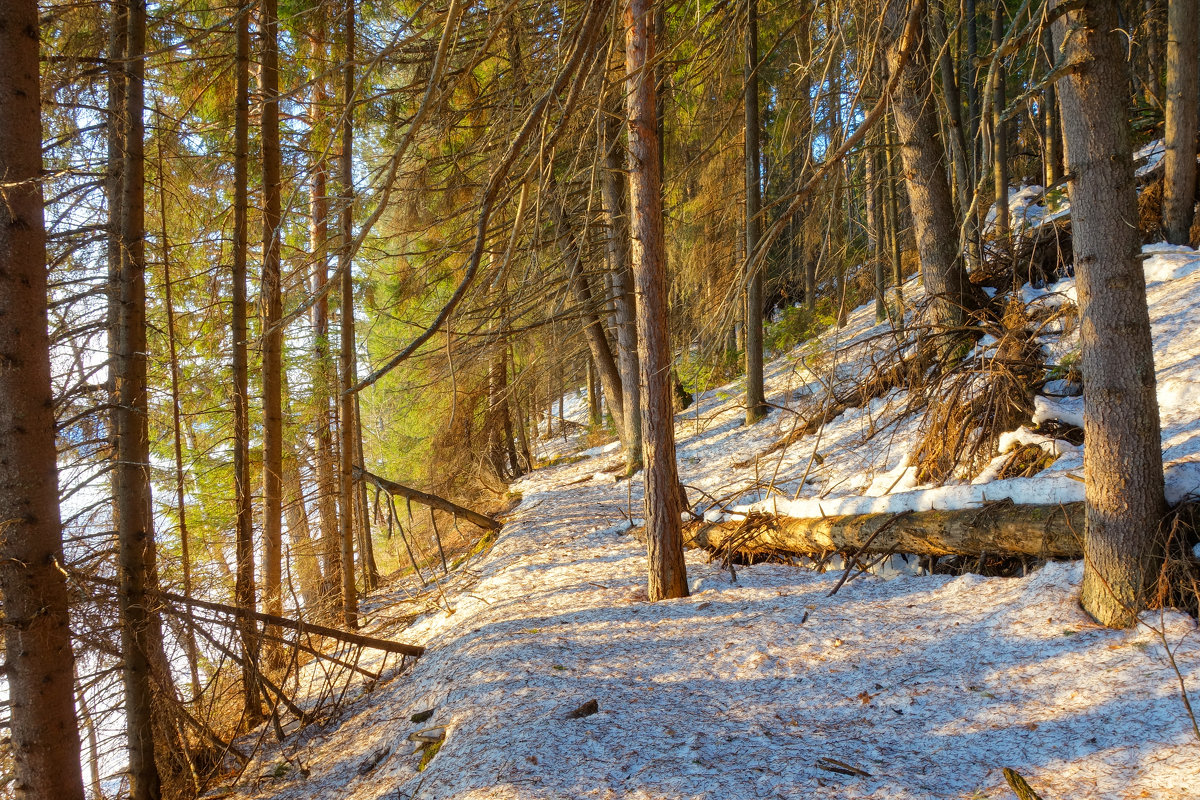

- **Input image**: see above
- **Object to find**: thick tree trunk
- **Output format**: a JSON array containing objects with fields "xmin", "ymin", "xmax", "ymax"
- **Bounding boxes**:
[
  {"xmin": 744, "ymin": 0, "xmax": 767, "ymax": 425},
  {"xmin": 0, "ymin": 2, "xmax": 87, "ymax": 794},
  {"xmin": 115, "ymin": 0, "xmax": 166, "ymax": 794},
  {"xmin": 1162, "ymin": 0, "xmax": 1198, "ymax": 244},
  {"xmin": 600, "ymin": 93, "xmax": 643, "ymax": 473},
  {"xmin": 929, "ymin": 2, "xmax": 977, "ymax": 265},
  {"xmin": 261, "ymin": 0, "xmax": 284, "ymax": 628},
  {"xmin": 230, "ymin": 0, "xmax": 262, "ymax": 726},
  {"xmin": 883, "ymin": 0, "xmax": 979, "ymax": 330},
  {"xmin": 309, "ymin": 23, "xmax": 343, "ymax": 614},
  {"xmin": 626, "ymin": 0, "xmax": 689, "ymax": 601},
  {"xmin": 1054, "ymin": 0, "xmax": 1167, "ymax": 628},
  {"xmin": 339, "ymin": 0, "xmax": 360, "ymax": 628},
  {"xmin": 686, "ymin": 504, "xmax": 1086, "ymax": 561}
]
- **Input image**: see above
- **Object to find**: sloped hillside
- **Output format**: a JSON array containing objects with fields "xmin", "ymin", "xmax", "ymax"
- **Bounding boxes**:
[{"xmin": 226, "ymin": 234, "xmax": 1200, "ymax": 800}]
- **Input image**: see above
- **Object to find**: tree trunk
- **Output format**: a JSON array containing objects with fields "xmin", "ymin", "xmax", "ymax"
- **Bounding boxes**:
[
  {"xmin": 1162, "ymin": 0, "xmax": 1198, "ymax": 244},
  {"xmin": 1041, "ymin": 27, "xmax": 1065, "ymax": 187},
  {"xmin": 929, "ymin": 2, "xmax": 977, "ymax": 265},
  {"xmin": 744, "ymin": 0, "xmax": 767, "ymax": 425},
  {"xmin": 866, "ymin": 140, "xmax": 887, "ymax": 321},
  {"xmin": 309, "ymin": 21, "xmax": 343, "ymax": 615},
  {"xmin": 884, "ymin": 112, "xmax": 905, "ymax": 302},
  {"xmin": 587, "ymin": 356, "xmax": 603, "ymax": 427},
  {"xmin": 883, "ymin": 0, "xmax": 979, "ymax": 331},
  {"xmin": 339, "ymin": 0, "xmax": 360, "ymax": 628},
  {"xmin": 157, "ymin": 136, "xmax": 201, "ymax": 699},
  {"xmin": 966, "ymin": 0, "xmax": 980, "ymax": 172},
  {"xmin": 554, "ymin": 198, "xmax": 628, "ymax": 439},
  {"xmin": 115, "ymin": 0, "xmax": 166, "ymax": 794},
  {"xmin": 230, "ymin": 0, "xmax": 262, "ymax": 726},
  {"xmin": 1145, "ymin": 0, "xmax": 1165, "ymax": 100},
  {"xmin": 686, "ymin": 503, "xmax": 1085, "ymax": 560},
  {"xmin": 626, "ymin": 0, "xmax": 689, "ymax": 601},
  {"xmin": 990, "ymin": 3, "xmax": 1010, "ymax": 241},
  {"xmin": 283, "ymin": 445, "xmax": 325, "ymax": 611},
  {"xmin": 1054, "ymin": 0, "xmax": 1167, "ymax": 628},
  {"xmin": 600, "ymin": 90, "xmax": 643, "ymax": 473},
  {"xmin": 355, "ymin": 392, "xmax": 380, "ymax": 590},
  {"xmin": 0, "ymin": 2, "xmax": 87, "ymax": 793},
  {"xmin": 261, "ymin": 0, "xmax": 284, "ymax": 630}
]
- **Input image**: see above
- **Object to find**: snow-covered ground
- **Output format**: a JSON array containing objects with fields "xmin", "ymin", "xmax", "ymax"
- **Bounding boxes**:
[{"xmin": 227, "ymin": 241, "xmax": 1200, "ymax": 800}]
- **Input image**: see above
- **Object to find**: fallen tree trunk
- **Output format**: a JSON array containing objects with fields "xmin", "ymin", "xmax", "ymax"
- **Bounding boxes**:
[
  {"xmin": 355, "ymin": 466, "xmax": 501, "ymax": 531},
  {"xmin": 685, "ymin": 502, "xmax": 1084, "ymax": 560}
]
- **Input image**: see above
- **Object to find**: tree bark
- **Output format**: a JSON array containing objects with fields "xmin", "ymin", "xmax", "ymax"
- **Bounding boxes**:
[
  {"xmin": 354, "ymin": 392, "xmax": 380, "ymax": 590},
  {"xmin": 1041, "ymin": 27, "xmax": 1065, "ymax": 187},
  {"xmin": 339, "ymin": 0, "xmax": 360, "ymax": 628},
  {"xmin": 0, "ymin": 2, "xmax": 87, "ymax": 794},
  {"xmin": 230, "ymin": 0, "xmax": 262, "ymax": 726},
  {"xmin": 115, "ymin": 0, "xmax": 166, "ymax": 793},
  {"xmin": 626, "ymin": 0, "xmax": 689, "ymax": 601},
  {"xmin": 554, "ymin": 197, "xmax": 628, "ymax": 439},
  {"xmin": 882, "ymin": 0, "xmax": 979, "ymax": 330},
  {"xmin": 686, "ymin": 504, "xmax": 1085, "ymax": 561},
  {"xmin": 1162, "ymin": 0, "xmax": 1198, "ymax": 244},
  {"xmin": 309, "ymin": 21, "xmax": 343, "ymax": 614},
  {"xmin": 1054, "ymin": 0, "xmax": 1167, "ymax": 628},
  {"xmin": 990, "ymin": 3, "xmax": 1010, "ymax": 241},
  {"xmin": 866, "ymin": 139, "xmax": 887, "ymax": 321},
  {"xmin": 600, "ymin": 87, "xmax": 643, "ymax": 473},
  {"xmin": 261, "ymin": 0, "xmax": 284, "ymax": 629},
  {"xmin": 744, "ymin": 0, "xmax": 767, "ymax": 425},
  {"xmin": 929, "ymin": 1, "xmax": 977, "ymax": 266},
  {"xmin": 883, "ymin": 112, "xmax": 905, "ymax": 302}
]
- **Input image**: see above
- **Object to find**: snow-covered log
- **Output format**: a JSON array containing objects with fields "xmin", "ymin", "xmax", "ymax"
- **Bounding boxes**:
[{"xmin": 685, "ymin": 503, "xmax": 1084, "ymax": 560}]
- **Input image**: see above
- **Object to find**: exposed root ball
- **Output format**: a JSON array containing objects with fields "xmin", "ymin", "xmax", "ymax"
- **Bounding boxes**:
[{"xmin": 913, "ymin": 299, "xmax": 1042, "ymax": 484}]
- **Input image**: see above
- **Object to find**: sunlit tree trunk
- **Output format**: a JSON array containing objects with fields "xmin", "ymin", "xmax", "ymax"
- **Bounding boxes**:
[
  {"xmin": 990, "ymin": 3, "xmax": 1010, "ymax": 242},
  {"xmin": 309, "ymin": 20, "xmax": 343, "ymax": 614},
  {"xmin": 339, "ymin": 0, "xmax": 360, "ymax": 628},
  {"xmin": 883, "ymin": 0, "xmax": 978, "ymax": 331},
  {"xmin": 1054, "ymin": 0, "xmax": 1167, "ymax": 628},
  {"xmin": 744, "ymin": 0, "xmax": 766, "ymax": 424},
  {"xmin": 0, "ymin": 2, "xmax": 87, "ymax": 794},
  {"xmin": 626, "ymin": 0, "xmax": 688, "ymax": 601},
  {"xmin": 261, "ymin": 0, "xmax": 284, "ymax": 631},
  {"xmin": 115, "ymin": 0, "xmax": 166, "ymax": 793},
  {"xmin": 230, "ymin": 0, "xmax": 262, "ymax": 726}
]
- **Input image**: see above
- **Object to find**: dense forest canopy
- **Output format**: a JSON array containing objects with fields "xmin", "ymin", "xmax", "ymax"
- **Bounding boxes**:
[{"xmin": 1, "ymin": 0, "xmax": 1197, "ymax": 797}]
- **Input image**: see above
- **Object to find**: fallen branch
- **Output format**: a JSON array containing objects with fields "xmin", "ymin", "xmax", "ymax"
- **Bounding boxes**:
[
  {"xmin": 685, "ymin": 502, "xmax": 1084, "ymax": 561},
  {"xmin": 77, "ymin": 574, "xmax": 425, "ymax": 657},
  {"xmin": 355, "ymin": 466, "xmax": 501, "ymax": 532}
]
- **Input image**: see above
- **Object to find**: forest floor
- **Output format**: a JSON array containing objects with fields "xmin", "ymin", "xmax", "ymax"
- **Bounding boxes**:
[{"xmin": 226, "ymin": 198, "xmax": 1200, "ymax": 799}]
